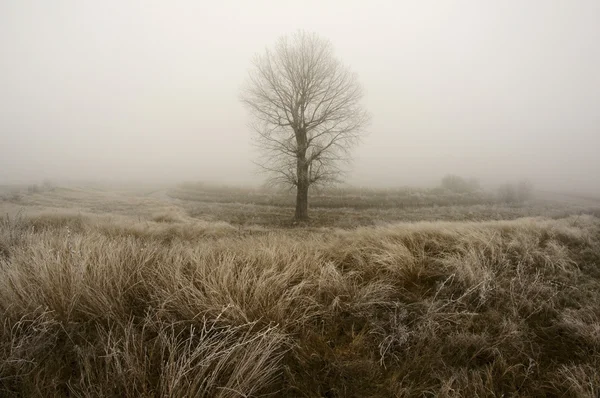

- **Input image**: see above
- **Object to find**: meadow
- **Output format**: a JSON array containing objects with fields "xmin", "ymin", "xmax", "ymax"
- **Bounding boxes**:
[{"xmin": 1, "ymin": 183, "xmax": 600, "ymax": 397}]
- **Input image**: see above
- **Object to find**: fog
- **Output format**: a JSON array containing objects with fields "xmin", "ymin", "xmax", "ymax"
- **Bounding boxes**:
[{"xmin": 1, "ymin": 1, "xmax": 599, "ymax": 194}]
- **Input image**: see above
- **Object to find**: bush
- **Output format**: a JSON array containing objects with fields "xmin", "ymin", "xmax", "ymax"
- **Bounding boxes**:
[
  {"xmin": 441, "ymin": 175, "xmax": 480, "ymax": 193},
  {"xmin": 497, "ymin": 180, "xmax": 534, "ymax": 204},
  {"xmin": 42, "ymin": 179, "xmax": 55, "ymax": 191},
  {"xmin": 516, "ymin": 180, "xmax": 534, "ymax": 201},
  {"xmin": 27, "ymin": 184, "xmax": 40, "ymax": 194}
]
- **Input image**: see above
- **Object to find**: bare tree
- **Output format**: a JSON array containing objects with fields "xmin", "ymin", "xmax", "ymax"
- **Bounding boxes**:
[{"xmin": 240, "ymin": 31, "xmax": 370, "ymax": 221}]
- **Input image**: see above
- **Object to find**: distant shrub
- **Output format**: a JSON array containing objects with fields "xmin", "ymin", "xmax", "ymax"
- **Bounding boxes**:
[
  {"xmin": 27, "ymin": 184, "xmax": 41, "ymax": 194},
  {"xmin": 441, "ymin": 175, "xmax": 480, "ymax": 193},
  {"xmin": 516, "ymin": 180, "xmax": 534, "ymax": 201},
  {"xmin": 497, "ymin": 180, "xmax": 534, "ymax": 204},
  {"xmin": 497, "ymin": 184, "xmax": 518, "ymax": 203},
  {"xmin": 42, "ymin": 179, "xmax": 55, "ymax": 191},
  {"xmin": 20, "ymin": 181, "xmax": 56, "ymax": 196}
]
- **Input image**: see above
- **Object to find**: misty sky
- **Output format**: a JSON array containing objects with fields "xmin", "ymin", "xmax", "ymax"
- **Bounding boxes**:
[{"xmin": 1, "ymin": 1, "xmax": 599, "ymax": 192}]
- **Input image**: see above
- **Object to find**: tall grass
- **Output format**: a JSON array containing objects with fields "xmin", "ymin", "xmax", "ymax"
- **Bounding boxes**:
[{"xmin": 1, "ymin": 212, "xmax": 599, "ymax": 396}]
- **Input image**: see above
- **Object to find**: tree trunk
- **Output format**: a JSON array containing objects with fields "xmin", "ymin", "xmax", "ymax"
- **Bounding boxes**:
[
  {"xmin": 294, "ymin": 128, "xmax": 310, "ymax": 221},
  {"xmin": 295, "ymin": 179, "xmax": 309, "ymax": 221},
  {"xmin": 295, "ymin": 160, "xmax": 309, "ymax": 221}
]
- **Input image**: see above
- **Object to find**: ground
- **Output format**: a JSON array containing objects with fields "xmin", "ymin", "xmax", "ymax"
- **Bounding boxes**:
[{"xmin": 1, "ymin": 183, "xmax": 599, "ymax": 397}]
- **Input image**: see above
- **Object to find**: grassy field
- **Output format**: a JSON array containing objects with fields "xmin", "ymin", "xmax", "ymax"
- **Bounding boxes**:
[{"xmin": 1, "ymin": 183, "xmax": 600, "ymax": 397}]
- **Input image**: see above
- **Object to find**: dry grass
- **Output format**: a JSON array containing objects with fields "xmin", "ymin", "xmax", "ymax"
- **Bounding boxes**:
[
  {"xmin": 1, "ymin": 200, "xmax": 599, "ymax": 396},
  {"xmin": 170, "ymin": 182, "xmax": 600, "ymax": 228},
  {"xmin": 170, "ymin": 182, "xmax": 496, "ymax": 210}
]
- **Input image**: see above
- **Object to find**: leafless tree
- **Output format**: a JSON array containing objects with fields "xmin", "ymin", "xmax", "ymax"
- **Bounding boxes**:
[{"xmin": 240, "ymin": 31, "xmax": 370, "ymax": 221}]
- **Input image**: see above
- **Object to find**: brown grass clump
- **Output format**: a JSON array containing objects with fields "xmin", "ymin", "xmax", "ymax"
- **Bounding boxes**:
[
  {"xmin": 1, "ymin": 212, "xmax": 599, "ymax": 397},
  {"xmin": 151, "ymin": 210, "xmax": 186, "ymax": 223}
]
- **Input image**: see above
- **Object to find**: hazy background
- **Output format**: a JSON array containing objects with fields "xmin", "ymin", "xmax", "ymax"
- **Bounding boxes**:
[{"xmin": 1, "ymin": 1, "xmax": 599, "ymax": 193}]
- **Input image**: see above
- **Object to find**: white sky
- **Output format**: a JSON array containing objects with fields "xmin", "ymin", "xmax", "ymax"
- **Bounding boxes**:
[{"xmin": 1, "ymin": 0, "xmax": 599, "ymax": 192}]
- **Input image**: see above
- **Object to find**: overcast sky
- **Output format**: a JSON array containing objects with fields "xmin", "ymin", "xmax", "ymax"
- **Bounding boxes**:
[{"xmin": 1, "ymin": 1, "xmax": 599, "ymax": 192}]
